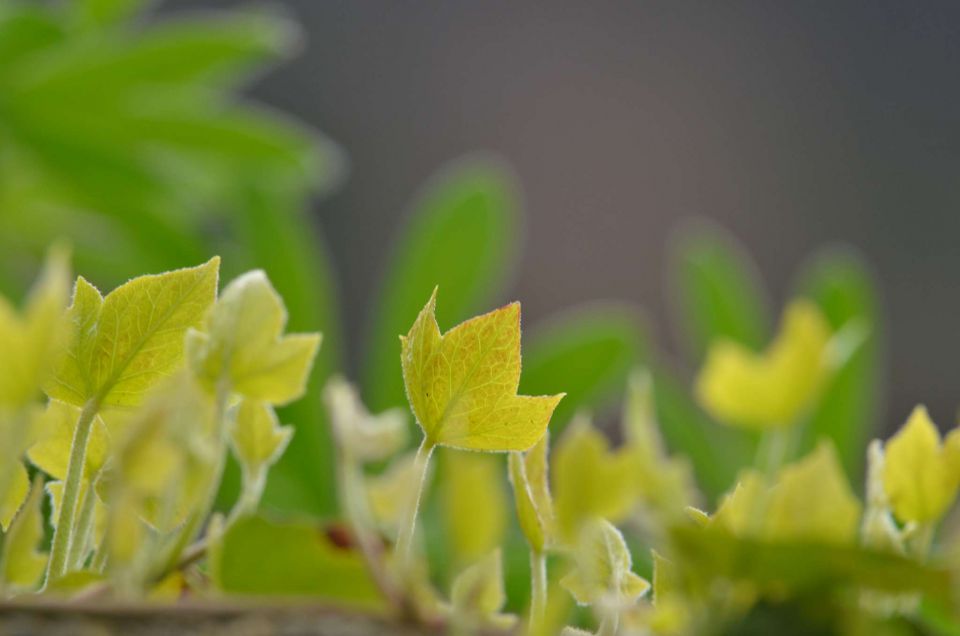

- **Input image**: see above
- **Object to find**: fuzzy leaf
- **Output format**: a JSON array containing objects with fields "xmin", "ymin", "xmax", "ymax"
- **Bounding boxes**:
[
  {"xmin": 0, "ymin": 463, "xmax": 29, "ymax": 532},
  {"xmin": 441, "ymin": 450, "xmax": 507, "ymax": 565},
  {"xmin": 401, "ymin": 289, "xmax": 563, "ymax": 451},
  {"xmin": 27, "ymin": 400, "xmax": 109, "ymax": 480},
  {"xmin": 696, "ymin": 300, "xmax": 831, "ymax": 429},
  {"xmin": 323, "ymin": 376, "xmax": 407, "ymax": 463},
  {"xmin": 47, "ymin": 258, "xmax": 220, "ymax": 408},
  {"xmin": 1, "ymin": 478, "xmax": 47, "ymax": 590},
  {"xmin": 448, "ymin": 549, "xmax": 517, "ymax": 630},
  {"xmin": 552, "ymin": 416, "xmax": 637, "ymax": 544},
  {"xmin": 883, "ymin": 406, "xmax": 960, "ymax": 524},
  {"xmin": 560, "ymin": 519, "xmax": 650, "ymax": 607},
  {"xmin": 508, "ymin": 433, "xmax": 554, "ymax": 553},
  {"xmin": 186, "ymin": 270, "xmax": 320, "ymax": 405},
  {"xmin": 231, "ymin": 399, "xmax": 292, "ymax": 476}
]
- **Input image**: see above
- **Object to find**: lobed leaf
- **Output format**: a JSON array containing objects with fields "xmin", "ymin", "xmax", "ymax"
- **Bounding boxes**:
[{"xmin": 230, "ymin": 399, "xmax": 293, "ymax": 477}]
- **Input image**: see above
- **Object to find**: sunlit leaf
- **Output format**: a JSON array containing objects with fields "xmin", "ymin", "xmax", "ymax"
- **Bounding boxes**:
[
  {"xmin": 27, "ymin": 399, "xmax": 109, "ymax": 480},
  {"xmin": 230, "ymin": 399, "xmax": 292, "ymax": 477},
  {"xmin": 0, "ymin": 478, "xmax": 47, "ymax": 590},
  {"xmin": 401, "ymin": 289, "xmax": 563, "ymax": 451},
  {"xmin": 0, "ymin": 462, "xmax": 29, "ymax": 532},
  {"xmin": 508, "ymin": 433, "xmax": 554, "ymax": 553}
]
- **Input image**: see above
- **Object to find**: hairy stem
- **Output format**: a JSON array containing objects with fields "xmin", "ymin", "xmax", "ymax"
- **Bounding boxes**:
[
  {"xmin": 394, "ymin": 438, "xmax": 434, "ymax": 573},
  {"xmin": 46, "ymin": 398, "xmax": 99, "ymax": 583},
  {"xmin": 68, "ymin": 484, "xmax": 97, "ymax": 570},
  {"xmin": 528, "ymin": 549, "xmax": 547, "ymax": 633}
]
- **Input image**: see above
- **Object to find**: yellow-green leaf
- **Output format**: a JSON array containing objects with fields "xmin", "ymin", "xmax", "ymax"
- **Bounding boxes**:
[
  {"xmin": 48, "ymin": 258, "xmax": 220, "ymax": 408},
  {"xmin": 560, "ymin": 519, "xmax": 650, "ymax": 607},
  {"xmin": 0, "ymin": 248, "xmax": 70, "ymax": 408},
  {"xmin": 323, "ymin": 376, "xmax": 407, "ymax": 462},
  {"xmin": 0, "ymin": 462, "xmax": 29, "ymax": 532},
  {"xmin": 552, "ymin": 415, "xmax": 637, "ymax": 544},
  {"xmin": 448, "ymin": 549, "xmax": 517, "ymax": 631},
  {"xmin": 441, "ymin": 450, "xmax": 507, "ymax": 566},
  {"xmin": 27, "ymin": 400, "xmax": 109, "ymax": 480},
  {"xmin": 695, "ymin": 300, "xmax": 831, "ymax": 429},
  {"xmin": 1, "ymin": 478, "xmax": 47, "ymax": 590},
  {"xmin": 366, "ymin": 451, "xmax": 420, "ymax": 538},
  {"xmin": 186, "ymin": 270, "xmax": 321, "ymax": 405},
  {"xmin": 508, "ymin": 433, "xmax": 553, "ymax": 553},
  {"xmin": 883, "ymin": 405, "xmax": 960, "ymax": 524},
  {"xmin": 400, "ymin": 289, "xmax": 563, "ymax": 451},
  {"xmin": 231, "ymin": 399, "xmax": 292, "ymax": 475}
]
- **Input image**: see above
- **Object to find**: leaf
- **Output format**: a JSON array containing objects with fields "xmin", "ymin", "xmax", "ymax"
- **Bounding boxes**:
[
  {"xmin": 401, "ymin": 289, "xmax": 564, "ymax": 451},
  {"xmin": 366, "ymin": 451, "xmax": 421, "ymax": 539},
  {"xmin": 695, "ymin": 300, "xmax": 832, "ymax": 429},
  {"xmin": 447, "ymin": 549, "xmax": 517, "ymax": 631},
  {"xmin": 883, "ymin": 406, "xmax": 960, "ymax": 524},
  {"xmin": 440, "ymin": 450, "xmax": 508, "ymax": 566},
  {"xmin": 27, "ymin": 399, "xmax": 109, "ymax": 480},
  {"xmin": 669, "ymin": 221, "xmax": 770, "ymax": 360},
  {"xmin": 0, "ymin": 247, "xmax": 70, "ymax": 408},
  {"xmin": 215, "ymin": 515, "xmax": 383, "ymax": 608},
  {"xmin": 186, "ymin": 270, "xmax": 320, "ymax": 406},
  {"xmin": 230, "ymin": 399, "xmax": 292, "ymax": 477},
  {"xmin": 0, "ymin": 462, "xmax": 29, "ymax": 532},
  {"xmin": 552, "ymin": 416, "xmax": 638, "ymax": 544},
  {"xmin": 0, "ymin": 477, "xmax": 47, "ymax": 590},
  {"xmin": 520, "ymin": 305, "xmax": 647, "ymax": 432},
  {"xmin": 323, "ymin": 376, "xmax": 407, "ymax": 463},
  {"xmin": 47, "ymin": 258, "xmax": 220, "ymax": 408},
  {"xmin": 365, "ymin": 157, "xmax": 520, "ymax": 412},
  {"xmin": 509, "ymin": 433, "xmax": 554, "ymax": 553},
  {"xmin": 795, "ymin": 246, "xmax": 881, "ymax": 482},
  {"xmin": 560, "ymin": 519, "xmax": 650, "ymax": 607}
]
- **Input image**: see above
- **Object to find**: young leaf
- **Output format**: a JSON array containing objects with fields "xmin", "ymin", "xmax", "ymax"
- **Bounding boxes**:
[
  {"xmin": 231, "ymin": 399, "xmax": 293, "ymax": 478},
  {"xmin": 509, "ymin": 433, "xmax": 554, "ymax": 553},
  {"xmin": 324, "ymin": 376, "xmax": 408, "ymax": 463},
  {"xmin": 0, "ymin": 463, "xmax": 29, "ymax": 532},
  {"xmin": 27, "ymin": 400, "xmax": 110, "ymax": 480},
  {"xmin": 695, "ymin": 300, "xmax": 831, "ymax": 429},
  {"xmin": 401, "ymin": 289, "xmax": 563, "ymax": 451},
  {"xmin": 882, "ymin": 406, "xmax": 960, "ymax": 524},
  {"xmin": 0, "ymin": 478, "xmax": 47, "ymax": 591},
  {"xmin": 552, "ymin": 416, "xmax": 637, "ymax": 544},
  {"xmin": 366, "ymin": 451, "xmax": 421, "ymax": 539},
  {"xmin": 560, "ymin": 519, "xmax": 650, "ymax": 607},
  {"xmin": 440, "ymin": 450, "xmax": 507, "ymax": 566},
  {"xmin": 186, "ymin": 270, "xmax": 321, "ymax": 405},
  {"xmin": 447, "ymin": 549, "xmax": 517, "ymax": 631},
  {"xmin": 47, "ymin": 258, "xmax": 220, "ymax": 408}
]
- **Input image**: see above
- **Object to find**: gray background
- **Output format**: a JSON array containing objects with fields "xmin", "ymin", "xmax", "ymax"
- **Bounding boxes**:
[{"xmin": 165, "ymin": 1, "xmax": 960, "ymax": 433}]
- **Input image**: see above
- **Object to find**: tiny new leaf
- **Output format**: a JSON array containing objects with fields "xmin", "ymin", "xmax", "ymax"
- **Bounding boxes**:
[{"xmin": 560, "ymin": 519, "xmax": 650, "ymax": 607}]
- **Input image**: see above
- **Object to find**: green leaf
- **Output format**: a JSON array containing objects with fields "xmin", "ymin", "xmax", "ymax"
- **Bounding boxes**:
[
  {"xmin": 795, "ymin": 246, "xmax": 881, "ymax": 481},
  {"xmin": 47, "ymin": 258, "xmax": 219, "ymax": 408},
  {"xmin": 508, "ymin": 434, "xmax": 554, "ymax": 553},
  {"xmin": 214, "ymin": 515, "xmax": 383, "ymax": 608},
  {"xmin": 364, "ymin": 157, "xmax": 520, "ymax": 411},
  {"xmin": 0, "ymin": 462, "xmax": 29, "ymax": 532},
  {"xmin": 670, "ymin": 221, "xmax": 770, "ymax": 360},
  {"xmin": 230, "ymin": 399, "xmax": 292, "ymax": 477},
  {"xmin": 0, "ymin": 477, "xmax": 47, "ymax": 590},
  {"xmin": 560, "ymin": 519, "xmax": 650, "ymax": 607},
  {"xmin": 186, "ymin": 269, "xmax": 320, "ymax": 406},
  {"xmin": 27, "ymin": 399, "xmax": 109, "ymax": 480},
  {"xmin": 440, "ymin": 450, "xmax": 508, "ymax": 566},
  {"xmin": 401, "ymin": 290, "xmax": 563, "ymax": 452},
  {"xmin": 520, "ymin": 305, "xmax": 647, "ymax": 433}
]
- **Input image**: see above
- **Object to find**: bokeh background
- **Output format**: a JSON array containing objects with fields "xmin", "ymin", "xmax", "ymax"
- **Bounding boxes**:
[{"xmin": 162, "ymin": 0, "xmax": 959, "ymax": 431}]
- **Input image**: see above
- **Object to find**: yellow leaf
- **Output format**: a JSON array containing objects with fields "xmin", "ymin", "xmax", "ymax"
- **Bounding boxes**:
[
  {"xmin": 0, "ymin": 462, "xmax": 29, "ymax": 532},
  {"xmin": 231, "ymin": 399, "xmax": 292, "ymax": 475},
  {"xmin": 1, "ymin": 477, "xmax": 47, "ymax": 590},
  {"xmin": 448, "ymin": 549, "xmax": 517, "ymax": 631},
  {"xmin": 48, "ymin": 258, "xmax": 220, "ymax": 408},
  {"xmin": 883, "ymin": 405, "xmax": 960, "ymax": 523},
  {"xmin": 441, "ymin": 450, "xmax": 507, "ymax": 565},
  {"xmin": 27, "ymin": 400, "xmax": 109, "ymax": 480},
  {"xmin": 695, "ymin": 300, "xmax": 831, "ymax": 429},
  {"xmin": 553, "ymin": 416, "xmax": 637, "ymax": 544},
  {"xmin": 508, "ymin": 433, "xmax": 553, "ymax": 553},
  {"xmin": 560, "ymin": 519, "xmax": 650, "ymax": 607},
  {"xmin": 186, "ymin": 270, "xmax": 321, "ymax": 405},
  {"xmin": 400, "ymin": 289, "xmax": 563, "ymax": 451},
  {"xmin": 0, "ymin": 248, "xmax": 70, "ymax": 408},
  {"xmin": 323, "ymin": 376, "xmax": 408, "ymax": 462}
]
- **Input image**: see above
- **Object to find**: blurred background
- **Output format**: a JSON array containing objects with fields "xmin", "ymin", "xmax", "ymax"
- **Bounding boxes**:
[
  {"xmin": 163, "ymin": 0, "xmax": 957, "ymax": 428},
  {"xmin": 2, "ymin": 0, "xmax": 958, "ymax": 519}
]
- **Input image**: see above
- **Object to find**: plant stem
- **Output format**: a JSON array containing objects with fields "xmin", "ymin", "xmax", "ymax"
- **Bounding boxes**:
[
  {"xmin": 756, "ymin": 425, "xmax": 793, "ymax": 479},
  {"xmin": 395, "ymin": 438, "xmax": 434, "ymax": 573},
  {"xmin": 597, "ymin": 612, "xmax": 619, "ymax": 636},
  {"xmin": 528, "ymin": 549, "xmax": 547, "ymax": 632},
  {"xmin": 68, "ymin": 484, "xmax": 97, "ymax": 570},
  {"xmin": 46, "ymin": 398, "xmax": 99, "ymax": 583}
]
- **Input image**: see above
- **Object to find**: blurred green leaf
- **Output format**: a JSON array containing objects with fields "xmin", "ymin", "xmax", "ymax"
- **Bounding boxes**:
[
  {"xmin": 363, "ymin": 156, "xmax": 520, "ymax": 411},
  {"xmin": 670, "ymin": 221, "xmax": 771, "ymax": 360},
  {"xmin": 795, "ymin": 247, "xmax": 881, "ymax": 482},
  {"xmin": 520, "ymin": 305, "xmax": 647, "ymax": 433},
  {"xmin": 215, "ymin": 515, "xmax": 383, "ymax": 607}
]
